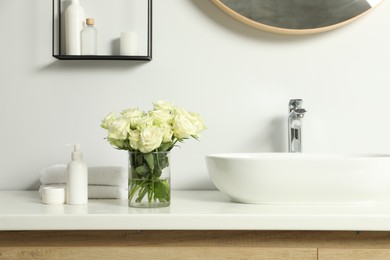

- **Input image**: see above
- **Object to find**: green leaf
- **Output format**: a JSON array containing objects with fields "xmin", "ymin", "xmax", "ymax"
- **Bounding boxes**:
[
  {"xmin": 154, "ymin": 180, "xmax": 170, "ymax": 200},
  {"xmin": 129, "ymin": 167, "xmax": 138, "ymax": 179},
  {"xmin": 135, "ymin": 165, "xmax": 149, "ymax": 175},
  {"xmin": 160, "ymin": 157, "xmax": 169, "ymax": 169},
  {"xmin": 191, "ymin": 135, "xmax": 200, "ymax": 141},
  {"xmin": 154, "ymin": 168, "xmax": 162, "ymax": 178},
  {"xmin": 135, "ymin": 153, "xmax": 143, "ymax": 166},
  {"xmin": 143, "ymin": 153, "xmax": 155, "ymax": 171},
  {"xmin": 159, "ymin": 142, "xmax": 171, "ymax": 151}
]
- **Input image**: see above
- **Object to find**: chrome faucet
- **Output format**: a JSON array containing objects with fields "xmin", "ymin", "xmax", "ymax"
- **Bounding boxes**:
[{"xmin": 288, "ymin": 99, "xmax": 306, "ymax": 153}]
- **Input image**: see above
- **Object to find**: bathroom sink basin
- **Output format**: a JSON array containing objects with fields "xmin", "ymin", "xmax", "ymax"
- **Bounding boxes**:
[{"xmin": 206, "ymin": 153, "xmax": 390, "ymax": 204}]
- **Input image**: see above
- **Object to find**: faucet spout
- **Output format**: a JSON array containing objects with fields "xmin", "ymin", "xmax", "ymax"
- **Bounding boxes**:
[{"xmin": 288, "ymin": 99, "xmax": 306, "ymax": 153}]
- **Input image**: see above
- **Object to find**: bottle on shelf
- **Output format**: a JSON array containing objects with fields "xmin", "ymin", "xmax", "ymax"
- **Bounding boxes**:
[
  {"xmin": 65, "ymin": 0, "xmax": 85, "ymax": 55},
  {"xmin": 81, "ymin": 18, "xmax": 97, "ymax": 55}
]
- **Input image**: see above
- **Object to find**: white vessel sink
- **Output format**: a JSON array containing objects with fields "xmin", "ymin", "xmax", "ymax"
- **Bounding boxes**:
[{"xmin": 206, "ymin": 153, "xmax": 390, "ymax": 205}]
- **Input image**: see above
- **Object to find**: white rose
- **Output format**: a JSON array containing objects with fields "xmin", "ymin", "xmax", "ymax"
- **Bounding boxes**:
[
  {"xmin": 172, "ymin": 115, "xmax": 197, "ymax": 139},
  {"xmin": 139, "ymin": 126, "xmax": 164, "ymax": 153},
  {"xmin": 149, "ymin": 110, "xmax": 174, "ymax": 125},
  {"xmin": 153, "ymin": 100, "xmax": 174, "ymax": 111},
  {"xmin": 173, "ymin": 107, "xmax": 192, "ymax": 118},
  {"xmin": 189, "ymin": 112, "xmax": 207, "ymax": 137},
  {"xmin": 136, "ymin": 115, "xmax": 154, "ymax": 131},
  {"xmin": 161, "ymin": 124, "xmax": 173, "ymax": 143},
  {"xmin": 121, "ymin": 107, "xmax": 144, "ymax": 118},
  {"xmin": 129, "ymin": 129, "xmax": 141, "ymax": 150},
  {"xmin": 107, "ymin": 118, "xmax": 129, "ymax": 140},
  {"xmin": 121, "ymin": 108, "xmax": 144, "ymax": 129},
  {"xmin": 101, "ymin": 112, "xmax": 117, "ymax": 130}
]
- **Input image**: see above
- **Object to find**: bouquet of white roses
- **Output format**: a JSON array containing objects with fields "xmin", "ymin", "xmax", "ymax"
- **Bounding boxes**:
[
  {"xmin": 101, "ymin": 100, "xmax": 206, "ymax": 152},
  {"xmin": 101, "ymin": 100, "xmax": 206, "ymax": 207}
]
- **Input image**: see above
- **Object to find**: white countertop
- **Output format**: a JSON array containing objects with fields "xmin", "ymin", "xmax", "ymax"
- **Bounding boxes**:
[{"xmin": 1, "ymin": 191, "xmax": 390, "ymax": 231}]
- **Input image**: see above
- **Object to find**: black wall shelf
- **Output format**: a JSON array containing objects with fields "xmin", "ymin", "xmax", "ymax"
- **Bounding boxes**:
[
  {"xmin": 54, "ymin": 55, "xmax": 152, "ymax": 61},
  {"xmin": 52, "ymin": 0, "xmax": 152, "ymax": 61}
]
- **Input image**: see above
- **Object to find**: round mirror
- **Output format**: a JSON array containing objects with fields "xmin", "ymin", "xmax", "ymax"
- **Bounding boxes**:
[{"xmin": 211, "ymin": 0, "xmax": 383, "ymax": 35}]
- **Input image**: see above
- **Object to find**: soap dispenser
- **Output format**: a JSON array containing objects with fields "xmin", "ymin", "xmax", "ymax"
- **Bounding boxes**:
[{"xmin": 67, "ymin": 144, "xmax": 88, "ymax": 205}]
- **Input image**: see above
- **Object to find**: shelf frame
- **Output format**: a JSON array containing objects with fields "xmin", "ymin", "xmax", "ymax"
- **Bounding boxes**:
[{"xmin": 52, "ymin": 0, "xmax": 152, "ymax": 61}]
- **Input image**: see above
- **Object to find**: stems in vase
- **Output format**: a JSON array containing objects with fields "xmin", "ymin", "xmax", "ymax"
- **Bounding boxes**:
[{"xmin": 128, "ymin": 151, "xmax": 170, "ymax": 208}]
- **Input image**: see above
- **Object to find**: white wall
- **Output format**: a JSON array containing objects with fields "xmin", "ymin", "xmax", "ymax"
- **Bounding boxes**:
[{"xmin": 1, "ymin": 0, "xmax": 390, "ymax": 190}]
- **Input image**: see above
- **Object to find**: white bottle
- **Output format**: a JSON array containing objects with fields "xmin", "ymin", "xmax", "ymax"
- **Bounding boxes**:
[
  {"xmin": 67, "ymin": 144, "xmax": 88, "ymax": 205},
  {"xmin": 81, "ymin": 18, "xmax": 97, "ymax": 55},
  {"xmin": 65, "ymin": 0, "xmax": 85, "ymax": 55}
]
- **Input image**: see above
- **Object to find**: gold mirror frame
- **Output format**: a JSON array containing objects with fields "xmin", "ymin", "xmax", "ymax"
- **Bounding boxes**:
[{"xmin": 211, "ymin": 0, "xmax": 383, "ymax": 35}]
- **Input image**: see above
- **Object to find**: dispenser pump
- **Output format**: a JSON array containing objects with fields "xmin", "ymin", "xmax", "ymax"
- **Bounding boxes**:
[{"xmin": 71, "ymin": 144, "xmax": 83, "ymax": 160}]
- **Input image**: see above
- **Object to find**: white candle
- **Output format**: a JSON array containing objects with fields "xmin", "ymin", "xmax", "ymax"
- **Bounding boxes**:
[{"xmin": 120, "ymin": 32, "xmax": 139, "ymax": 56}]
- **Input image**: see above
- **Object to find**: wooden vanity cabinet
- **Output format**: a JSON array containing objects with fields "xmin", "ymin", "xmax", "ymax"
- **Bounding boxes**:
[{"xmin": 1, "ymin": 231, "xmax": 390, "ymax": 259}]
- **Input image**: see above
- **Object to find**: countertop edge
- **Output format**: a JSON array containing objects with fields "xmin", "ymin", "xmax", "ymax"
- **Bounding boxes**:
[{"xmin": 2, "ymin": 191, "xmax": 390, "ymax": 231}]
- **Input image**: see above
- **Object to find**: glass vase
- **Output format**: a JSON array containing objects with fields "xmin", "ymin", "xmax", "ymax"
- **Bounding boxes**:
[{"xmin": 128, "ymin": 151, "xmax": 171, "ymax": 208}]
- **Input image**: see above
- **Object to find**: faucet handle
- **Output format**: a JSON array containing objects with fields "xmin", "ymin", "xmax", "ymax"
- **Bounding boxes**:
[
  {"xmin": 292, "ymin": 108, "xmax": 307, "ymax": 118},
  {"xmin": 289, "ymin": 99, "xmax": 304, "ymax": 112}
]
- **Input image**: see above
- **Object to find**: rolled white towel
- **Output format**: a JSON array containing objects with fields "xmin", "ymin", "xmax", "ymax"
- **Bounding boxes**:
[
  {"xmin": 88, "ymin": 185, "xmax": 127, "ymax": 199},
  {"xmin": 39, "ymin": 185, "xmax": 127, "ymax": 199},
  {"xmin": 40, "ymin": 165, "xmax": 127, "ymax": 187}
]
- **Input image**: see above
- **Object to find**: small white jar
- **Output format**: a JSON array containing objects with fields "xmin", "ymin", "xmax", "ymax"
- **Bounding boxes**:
[{"xmin": 40, "ymin": 186, "xmax": 66, "ymax": 205}]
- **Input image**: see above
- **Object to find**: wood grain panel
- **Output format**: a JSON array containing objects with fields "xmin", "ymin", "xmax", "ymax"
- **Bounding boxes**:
[
  {"xmin": 319, "ymin": 249, "xmax": 390, "ymax": 260},
  {"xmin": 2, "ymin": 231, "xmax": 390, "ymax": 259},
  {"xmin": 1, "ymin": 231, "xmax": 390, "ymax": 248},
  {"xmin": 0, "ymin": 247, "xmax": 317, "ymax": 260}
]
